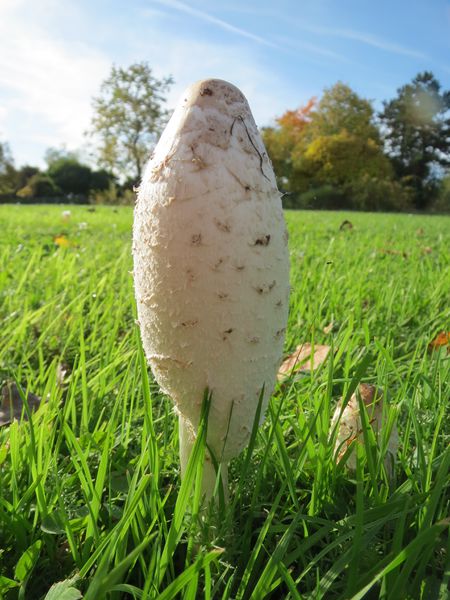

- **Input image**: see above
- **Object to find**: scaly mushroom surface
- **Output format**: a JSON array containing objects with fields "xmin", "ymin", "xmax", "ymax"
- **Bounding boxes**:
[{"xmin": 133, "ymin": 79, "xmax": 290, "ymax": 500}]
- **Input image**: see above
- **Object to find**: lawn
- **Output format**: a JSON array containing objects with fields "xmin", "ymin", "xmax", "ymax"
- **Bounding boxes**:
[{"xmin": 0, "ymin": 205, "xmax": 449, "ymax": 599}]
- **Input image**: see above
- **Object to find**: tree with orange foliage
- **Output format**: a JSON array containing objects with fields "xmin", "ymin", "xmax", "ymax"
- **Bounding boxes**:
[
  {"xmin": 263, "ymin": 83, "xmax": 411, "ymax": 211},
  {"xmin": 277, "ymin": 98, "xmax": 317, "ymax": 141},
  {"xmin": 261, "ymin": 99, "xmax": 316, "ymax": 206}
]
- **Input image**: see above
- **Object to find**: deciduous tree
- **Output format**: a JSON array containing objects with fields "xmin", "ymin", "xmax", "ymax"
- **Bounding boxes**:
[
  {"xmin": 0, "ymin": 141, "xmax": 16, "ymax": 194},
  {"xmin": 44, "ymin": 148, "xmax": 114, "ymax": 198},
  {"xmin": 88, "ymin": 62, "xmax": 173, "ymax": 182},
  {"xmin": 379, "ymin": 71, "xmax": 450, "ymax": 209},
  {"xmin": 262, "ymin": 99, "xmax": 315, "ymax": 205},
  {"xmin": 47, "ymin": 158, "xmax": 93, "ymax": 196},
  {"xmin": 263, "ymin": 83, "xmax": 400, "ymax": 210},
  {"xmin": 300, "ymin": 130, "xmax": 393, "ymax": 189},
  {"xmin": 306, "ymin": 82, "xmax": 381, "ymax": 142}
]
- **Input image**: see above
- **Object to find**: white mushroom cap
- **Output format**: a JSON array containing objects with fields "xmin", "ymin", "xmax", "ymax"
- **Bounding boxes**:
[
  {"xmin": 133, "ymin": 79, "xmax": 290, "ymax": 463},
  {"xmin": 331, "ymin": 384, "xmax": 399, "ymax": 477}
]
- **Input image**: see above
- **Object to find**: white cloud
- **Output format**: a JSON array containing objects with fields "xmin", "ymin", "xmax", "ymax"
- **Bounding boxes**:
[
  {"xmin": 2, "ymin": 0, "xmax": 432, "ymax": 169},
  {"xmin": 0, "ymin": 105, "xmax": 7, "ymax": 126},
  {"xmin": 0, "ymin": 0, "xmax": 24, "ymax": 12},
  {"xmin": 0, "ymin": 1, "xmax": 110, "ymax": 165},
  {"xmin": 0, "ymin": 0, "xmax": 294, "ymax": 166}
]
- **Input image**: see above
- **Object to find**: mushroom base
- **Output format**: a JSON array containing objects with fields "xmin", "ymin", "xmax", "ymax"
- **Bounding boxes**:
[{"xmin": 179, "ymin": 414, "xmax": 229, "ymax": 504}]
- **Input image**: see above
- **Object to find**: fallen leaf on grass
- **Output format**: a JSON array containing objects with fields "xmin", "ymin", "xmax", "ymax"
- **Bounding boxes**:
[
  {"xmin": 428, "ymin": 331, "xmax": 450, "ymax": 353},
  {"xmin": 379, "ymin": 248, "xmax": 408, "ymax": 259},
  {"xmin": 339, "ymin": 220, "xmax": 353, "ymax": 231},
  {"xmin": 0, "ymin": 382, "xmax": 41, "ymax": 426},
  {"xmin": 278, "ymin": 343, "xmax": 331, "ymax": 381}
]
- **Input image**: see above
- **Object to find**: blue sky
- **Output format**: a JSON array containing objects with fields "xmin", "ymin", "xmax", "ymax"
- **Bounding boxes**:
[{"xmin": 1, "ymin": 0, "xmax": 449, "ymax": 167}]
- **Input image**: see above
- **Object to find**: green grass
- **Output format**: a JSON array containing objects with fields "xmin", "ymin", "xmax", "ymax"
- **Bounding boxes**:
[{"xmin": 0, "ymin": 204, "xmax": 449, "ymax": 599}]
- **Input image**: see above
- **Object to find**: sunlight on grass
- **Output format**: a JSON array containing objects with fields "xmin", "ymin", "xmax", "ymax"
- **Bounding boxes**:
[{"xmin": 0, "ymin": 205, "xmax": 449, "ymax": 599}]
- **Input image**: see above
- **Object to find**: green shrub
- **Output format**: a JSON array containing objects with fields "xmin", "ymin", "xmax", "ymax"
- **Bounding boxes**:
[
  {"xmin": 298, "ymin": 185, "xmax": 347, "ymax": 209},
  {"xmin": 16, "ymin": 173, "xmax": 60, "ymax": 200},
  {"xmin": 431, "ymin": 174, "xmax": 450, "ymax": 212},
  {"xmin": 89, "ymin": 183, "xmax": 135, "ymax": 205},
  {"xmin": 348, "ymin": 175, "xmax": 413, "ymax": 212},
  {"xmin": 47, "ymin": 159, "xmax": 93, "ymax": 195}
]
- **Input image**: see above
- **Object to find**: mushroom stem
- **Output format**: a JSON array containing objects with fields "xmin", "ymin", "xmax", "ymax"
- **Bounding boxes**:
[{"xmin": 179, "ymin": 414, "xmax": 228, "ymax": 504}]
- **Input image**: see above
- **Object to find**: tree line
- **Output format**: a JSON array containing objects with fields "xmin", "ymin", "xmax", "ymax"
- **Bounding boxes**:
[
  {"xmin": 263, "ymin": 72, "xmax": 450, "ymax": 212},
  {"xmin": 0, "ymin": 145, "xmax": 119, "ymax": 204},
  {"xmin": 0, "ymin": 63, "xmax": 172, "ymax": 206},
  {"xmin": 0, "ymin": 63, "xmax": 449, "ymax": 211}
]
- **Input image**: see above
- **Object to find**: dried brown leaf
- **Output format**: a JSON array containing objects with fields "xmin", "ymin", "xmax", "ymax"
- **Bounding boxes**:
[
  {"xmin": 379, "ymin": 248, "xmax": 408, "ymax": 259},
  {"xmin": 278, "ymin": 343, "xmax": 331, "ymax": 381},
  {"xmin": 428, "ymin": 331, "xmax": 450, "ymax": 352},
  {"xmin": 339, "ymin": 220, "xmax": 353, "ymax": 231},
  {"xmin": 0, "ymin": 382, "xmax": 41, "ymax": 426}
]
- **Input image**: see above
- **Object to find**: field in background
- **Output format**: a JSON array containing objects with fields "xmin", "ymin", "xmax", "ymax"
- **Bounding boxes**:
[{"xmin": 0, "ymin": 205, "xmax": 449, "ymax": 599}]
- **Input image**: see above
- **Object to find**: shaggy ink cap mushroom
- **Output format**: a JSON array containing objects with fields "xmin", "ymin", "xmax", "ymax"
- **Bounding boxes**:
[
  {"xmin": 331, "ymin": 384, "xmax": 399, "ymax": 477},
  {"xmin": 133, "ymin": 78, "xmax": 290, "ymax": 502}
]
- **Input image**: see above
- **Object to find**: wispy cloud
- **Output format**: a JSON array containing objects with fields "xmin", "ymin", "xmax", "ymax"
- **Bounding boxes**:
[
  {"xmin": 1, "ymin": 0, "xmax": 442, "ymax": 168},
  {"xmin": 302, "ymin": 24, "xmax": 427, "ymax": 60},
  {"xmin": 228, "ymin": 6, "xmax": 427, "ymax": 61},
  {"xmin": 131, "ymin": 32, "xmax": 297, "ymax": 126},
  {"xmin": 275, "ymin": 35, "xmax": 351, "ymax": 64},
  {"xmin": 150, "ymin": 0, "xmax": 279, "ymax": 49},
  {"xmin": 148, "ymin": 0, "xmax": 350, "ymax": 67}
]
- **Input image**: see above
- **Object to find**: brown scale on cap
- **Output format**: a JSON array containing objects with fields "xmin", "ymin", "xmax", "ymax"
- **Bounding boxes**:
[
  {"xmin": 358, "ymin": 383, "xmax": 382, "ymax": 407},
  {"xmin": 253, "ymin": 234, "xmax": 271, "ymax": 246}
]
